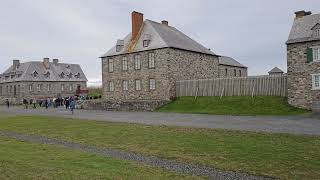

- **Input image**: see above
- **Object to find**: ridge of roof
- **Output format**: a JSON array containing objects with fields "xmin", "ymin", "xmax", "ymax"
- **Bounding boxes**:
[
  {"xmin": 268, "ymin": 67, "xmax": 284, "ymax": 73},
  {"xmin": 218, "ymin": 56, "xmax": 247, "ymax": 68}
]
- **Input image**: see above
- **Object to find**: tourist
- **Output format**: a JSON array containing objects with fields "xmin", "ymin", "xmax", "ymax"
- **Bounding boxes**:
[
  {"xmin": 23, "ymin": 99, "xmax": 28, "ymax": 109},
  {"xmin": 45, "ymin": 99, "xmax": 49, "ymax": 109},
  {"xmin": 69, "ymin": 98, "xmax": 76, "ymax": 115},
  {"xmin": 5, "ymin": 99, "xmax": 9, "ymax": 108},
  {"xmin": 65, "ymin": 97, "xmax": 70, "ymax": 109}
]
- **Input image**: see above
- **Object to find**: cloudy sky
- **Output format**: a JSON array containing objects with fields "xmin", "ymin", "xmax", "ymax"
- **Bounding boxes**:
[{"xmin": 1, "ymin": 0, "xmax": 319, "ymax": 85}]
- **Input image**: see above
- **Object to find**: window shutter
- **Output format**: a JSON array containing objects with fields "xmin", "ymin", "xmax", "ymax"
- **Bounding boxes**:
[{"xmin": 307, "ymin": 47, "xmax": 313, "ymax": 63}]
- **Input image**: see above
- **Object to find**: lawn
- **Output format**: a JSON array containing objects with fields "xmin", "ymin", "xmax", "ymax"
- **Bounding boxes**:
[
  {"xmin": 158, "ymin": 96, "xmax": 310, "ymax": 115},
  {"xmin": 0, "ymin": 137, "xmax": 197, "ymax": 180},
  {"xmin": 0, "ymin": 116, "xmax": 319, "ymax": 179}
]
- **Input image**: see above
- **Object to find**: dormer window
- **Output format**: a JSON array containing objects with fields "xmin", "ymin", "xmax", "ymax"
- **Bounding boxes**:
[
  {"xmin": 60, "ymin": 72, "xmax": 65, "ymax": 78},
  {"xmin": 32, "ymin": 71, "xmax": 38, "ymax": 77},
  {"xmin": 67, "ymin": 73, "xmax": 73, "ymax": 78},
  {"xmin": 311, "ymin": 23, "xmax": 320, "ymax": 38},
  {"xmin": 116, "ymin": 40, "xmax": 124, "ymax": 52},
  {"xmin": 75, "ymin": 73, "xmax": 81, "ymax": 78},
  {"xmin": 44, "ymin": 72, "xmax": 50, "ymax": 78},
  {"xmin": 143, "ymin": 34, "xmax": 151, "ymax": 47}
]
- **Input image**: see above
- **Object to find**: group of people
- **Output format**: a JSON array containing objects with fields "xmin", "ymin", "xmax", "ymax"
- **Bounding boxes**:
[{"xmin": 20, "ymin": 96, "xmax": 77, "ymax": 114}]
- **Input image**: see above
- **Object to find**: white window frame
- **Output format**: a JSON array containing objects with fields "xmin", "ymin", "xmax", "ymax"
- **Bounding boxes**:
[
  {"xmin": 313, "ymin": 29, "xmax": 320, "ymax": 38},
  {"xmin": 149, "ymin": 79, "xmax": 156, "ymax": 90},
  {"xmin": 37, "ymin": 84, "xmax": 42, "ymax": 92},
  {"xmin": 122, "ymin": 80, "xmax": 128, "ymax": 91},
  {"xmin": 148, "ymin": 53, "xmax": 155, "ymax": 69},
  {"xmin": 29, "ymin": 84, "xmax": 33, "ymax": 91},
  {"xmin": 47, "ymin": 84, "xmax": 51, "ymax": 92},
  {"xmin": 134, "ymin": 55, "xmax": 141, "ymax": 70},
  {"xmin": 312, "ymin": 73, "xmax": 320, "ymax": 90},
  {"xmin": 69, "ymin": 84, "xmax": 73, "ymax": 91},
  {"xmin": 61, "ymin": 84, "xmax": 65, "ymax": 91},
  {"xmin": 108, "ymin": 59, "xmax": 114, "ymax": 73},
  {"xmin": 312, "ymin": 46, "xmax": 320, "ymax": 62},
  {"xmin": 109, "ymin": 81, "xmax": 114, "ymax": 92},
  {"xmin": 135, "ymin": 79, "xmax": 141, "ymax": 91},
  {"xmin": 122, "ymin": 56, "xmax": 128, "ymax": 71}
]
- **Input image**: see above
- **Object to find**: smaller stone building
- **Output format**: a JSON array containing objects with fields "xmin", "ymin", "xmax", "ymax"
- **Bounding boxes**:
[
  {"xmin": 0, "ymin": 58, "xmax": 87, "ymax": 103},
  {"xmin": 286, "ymin": 10, "xmax": 320, "ymax": 109},
  {"xmin": 268, "ymin": 67, "xmax": 284, "ymax": 76},
  {"xmin": 218, "ymin": 56, "xmax": 247, "ymax": 78}
]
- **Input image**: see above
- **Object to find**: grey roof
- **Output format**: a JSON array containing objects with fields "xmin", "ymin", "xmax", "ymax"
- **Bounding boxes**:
[
  {"xmin": 0, "ymin": 61, "xmax": 87, "ymax": 83},
  {"xmin": 268, "ymin": 67, "xmax": 284, "ymax": 74},
  {"xmin": 218, "ymin": 56, "xmax": 247, "ymax": 68},
  {"xmin": 101, "ymin": 20, "xmax": 216, "ymax": 57},
  {"xmin": 287, "ymin": 13, "xmax": 320, "ymax": 44}
]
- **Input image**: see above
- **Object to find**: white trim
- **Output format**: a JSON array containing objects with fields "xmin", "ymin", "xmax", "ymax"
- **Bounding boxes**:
[{"xmin": 311, "ymin": 73, "xmax": 320, "ymax": 90}]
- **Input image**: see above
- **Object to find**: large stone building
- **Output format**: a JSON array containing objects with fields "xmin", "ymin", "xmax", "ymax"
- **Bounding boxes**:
[
  {"xmin": 101, "ymin": 11, "xmax": 247, "ymax": 101},
  {"xmin": 0, "ymin": 58, "xmax": 87, "ymax": 103},
  {"xmin": 287, "ymin": 10, "xmax": 320, "ymax": 109}
]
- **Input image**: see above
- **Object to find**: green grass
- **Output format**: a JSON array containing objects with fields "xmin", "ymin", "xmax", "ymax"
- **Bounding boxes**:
[
  {"xmin": 0, "ymin": 116, "xmax": 319, "ymax": 179},
  {"xmin": 0, "ymin": 137, "xmax": 198, "ymax": 180},
  {"xmin": 158, "ymin": 96, "xmax": 310, "ymax": 115}
]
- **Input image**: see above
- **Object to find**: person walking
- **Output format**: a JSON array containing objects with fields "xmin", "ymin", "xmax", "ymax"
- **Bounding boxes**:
[
  {"xmin": 65, "ymin": 97, "xmax": 70, "ymax": 109},
  {"xmin": 45, "ymin": 99, "xmax": 49, "ymax": 109},
  {"xmin": 69, "ymin": 98, "xmax": 76, "ymax": 115},
  {"xmin": 5, "ymin": 99, "xmax": 9, "ymax": 108},
  {"xmin": 23, "ymin": 99, "xmax": 28, "ymax": 109}
]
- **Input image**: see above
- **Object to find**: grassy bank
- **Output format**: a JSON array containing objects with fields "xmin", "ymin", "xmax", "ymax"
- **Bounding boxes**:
[
  {"xmin": 0, "ymin": 137, "xmax": 196, "ymax": 180},
  {"xmin": 0, "ymin": 116, "xmax": 319, "ymax": 179},
  {"xmin": 158, "ymin": 96, "xmax": 310, "ymax": 115}
]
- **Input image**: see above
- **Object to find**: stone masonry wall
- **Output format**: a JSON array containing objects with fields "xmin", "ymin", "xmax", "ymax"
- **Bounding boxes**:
[
  {"xmin": 218, "ymin": 65, "xmax": 248, "ymax": 78},
  {"xmin": 287, "ymin": 40, "xmax": 320, "ymax": 109}
]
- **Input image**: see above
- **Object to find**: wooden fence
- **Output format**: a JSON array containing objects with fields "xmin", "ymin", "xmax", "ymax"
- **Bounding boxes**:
[{"xmin": 176, "ymin": 75, "xmax": 287, "ymax": 97}]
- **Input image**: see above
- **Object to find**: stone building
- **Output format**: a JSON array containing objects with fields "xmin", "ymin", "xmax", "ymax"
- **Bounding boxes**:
[
  {"xmin": 0, "ymin": 58, "xmax": 87, "ymax": 103},
  {"xmin": 100, "ymin": 11, "xmax": 220, "ymax": 101},
  {"xmin": 268, "ymin": 67, "xmax": 284, "ymax": 76},
  {"xmin": 287, "ymin": 10, "xmax": 320, "ymax": 109},
  {"xmin": 218, "ymin": 56, "xmax": 247, "ymax": 78}
]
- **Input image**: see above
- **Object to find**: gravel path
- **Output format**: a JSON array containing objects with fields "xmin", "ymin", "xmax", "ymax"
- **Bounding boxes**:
[
  {"xmin": 0, "ymin": 131, "xmax": 275, "ymax": 180},
  {"xmin": 0, "ymin": 106, "xmax": 319, "ymax": 136}
]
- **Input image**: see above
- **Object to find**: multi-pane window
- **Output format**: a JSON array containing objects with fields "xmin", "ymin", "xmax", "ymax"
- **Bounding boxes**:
[
  {"xmin": 61, "ymin": 84, "xmax": 65, "ymax": 91},
  {"xmin": 313, "ymin": 29, "xmax": 320, "ymax": 38},
  {"xmin": 234, "ymin": 69, "xmax": 237, "ymax": 76},
  {"xmin": 143, "ymin": 40, "xmax": 150, "ymax": 47},
  {"xmin": 312, "ymin": 74, "xmax": 320, "ymax": 90},
  {"xmin": 108, "ymin": 59, "xmax": 114, "ymax": 72},
  {"xmin": 122, "ymin": 80, "xmax": 128, "ymax": 91},
  {"xmin": 149, "ymin": 79, "xmax": 156, "ymax": 90},
  {"xmin": 109, "ymin": 81, "xmax": 114, "ymax": 92},
  {"xmin": 134, "ymin": 55, "xmax": 141, "ymax": 70},
  {"xmin": 122, "ymin": 56, "xmax": 128, "ymax": 71},
  {"xmin": 29, "ymin": 84, "xmax": 33, "ymax": 91},
  {"xmin": 313, "ymin": 47, "xmax": 320, "ymax": 62},
  {"xmin": 37, "ymin": 84, "xmax": 42, "ymax": 92},
  {"xmin": 47, "ymin": 84, "xmax": 51, "ymax": 92},
  {"xmin": 69, "ymin": 84, "xmax": 73, "ymax": 91},
  {"xmin": 148, "ymin": 53, "xmax": 155, "ymax": 68},
  {"xmin": 239, "ymin": 70, "xmax": 242, "ymax": 77},
  {"xmin": 225, "ymin": 68, "xmax": 228, "ymax": 76},
  {"xmin": 135, "ymin": 80, "xmax": 141, "ymax": 91}
]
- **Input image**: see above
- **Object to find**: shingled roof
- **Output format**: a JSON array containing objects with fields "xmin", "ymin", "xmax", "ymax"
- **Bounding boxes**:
[
  {"xmin": 218, "ymin": 56, "xmax": 247, "ymax": 68},
  {"xmin": 101, "ymin": 19, "xmax": 216, "ymax": 57},
  {"xmin": 268, "ymin": 67, "xmax": 284, "ymax": 74},
  {"xmin": 0, "ymin": 60, "xmax": 87, "ymax": 83},
  {"xmin": 287, "ymin": 12, "xmax": 320, "ymax": 44}
]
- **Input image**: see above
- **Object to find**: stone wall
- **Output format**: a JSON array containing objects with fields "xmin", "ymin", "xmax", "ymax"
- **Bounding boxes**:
[
  {"xmin": 218, "ymin": 65, "xmax": 248, "ymax": 78},
  {"xmin": 287, "ymin": 40, "xmax": 320, "ymax": 109},
  {"xmin": 77, "ymin": 99, "xmax": 170, "ymax": 111},
  {"xmin": 102, "ymin": 47, "xmax": 219, "ymax": 101}
]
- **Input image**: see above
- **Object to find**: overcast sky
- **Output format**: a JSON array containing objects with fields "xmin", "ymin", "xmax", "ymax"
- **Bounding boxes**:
[{"xmin": 1, "ymin": 0, "xmax": 319, "ymax": 84}]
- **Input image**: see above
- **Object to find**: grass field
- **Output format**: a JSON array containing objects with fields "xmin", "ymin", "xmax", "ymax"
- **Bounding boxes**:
[
  {"xmin": 0, "ymin": 115, "xmax": 319, "ymax": 179},
  {"xmin": 158, "ymin": 96, "xmax": 310, "ymax": 115},
  {"xmin": 0, "ymin": 137, "xmax": 197, "ymax": 180}
]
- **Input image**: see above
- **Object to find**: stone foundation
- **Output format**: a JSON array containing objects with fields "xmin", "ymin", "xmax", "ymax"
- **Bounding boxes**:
[{"xmin": 77, "ymin": 100, "xmax": 170, "ymax": 112}]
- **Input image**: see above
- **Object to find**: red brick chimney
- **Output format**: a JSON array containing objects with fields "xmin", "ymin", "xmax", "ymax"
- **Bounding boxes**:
[
  {"xmin": 161, "ymin": 20, "xmax": 168, "ymax": 26},
  {"xmin": 131, "ymin": 11, "xmax": 144, "ymax": 40},
  {"xmin": 295, "ymin": 10, "xmax": 312, "ymax": 19}
]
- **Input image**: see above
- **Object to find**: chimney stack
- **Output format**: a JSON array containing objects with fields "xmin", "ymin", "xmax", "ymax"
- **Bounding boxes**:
[
  {"xmin": 295, "ymin": 10, "xmax": 312, "ymax": 19},
  {"xmin": 131, "ymin": 11, "xmax": 144, "ymax": 40},
  {"xmin": 161, "ymin": 20, "xmax": 168, "ymax": 26},
  {"xmin": 43, "ymin": 58, "xmax": 50, "ymax": 69},
  {"xmin": 13, "ymin": 60, "xmax": 20, "ymax": 70},
  {"xmin": 53, "ymin": 59, "xmax": 59, "ymax": 65}
]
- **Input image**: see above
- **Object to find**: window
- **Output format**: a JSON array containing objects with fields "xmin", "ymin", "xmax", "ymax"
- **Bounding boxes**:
[
  {"xmin": 0, "ymin": 86, "xmax": 2, "ymax": 95},
  {"xmin": 148, "ymin": 53, "xmax": 155, "ymax": 68},
  {"xmin": 122, "ymin": 80, "xmax": 128, "ymax": 91},
  {"xmin": 143, "ymin": 40, "xmax": 150, "ymax": 47},
  {"xmin": 239, "ymin": 70, "xmax": 242, "ymax": 77},
  {"xmin": 44, "ymin": 72, "xmax": 50, "ymax": 78},
  {"xmin": 109, "ymin": 81, "xmax": 114, "ymax": 92},
  {"xmin": 67, "ymin": 73, "xmax": 73, "ymax": 78},
  {"xmin": 313, "ymin": 47, "xmax": 320, "ymax": 62},
  {"xmin": 108, "ymin": 59, "xmax": 114, "ymax": 72},
  {"xmin": 312, "ymin": 74, "xmax": 320, "ymax": 90},
  {"xmin": 60, "ymin": 72, "xmax": 65, "ymax": 78},
  {"xmin": 225, "ymin": 68, "xmax": 228, "ymax": 76},
  {"xmin": 32, "ymin": 71, "xmax": 38, "ymax": 77},
  {"xmin": 135, "ymin": 79, "xmax": 141, "ymax": 91},
  {"xmin": 234, "ymin": 69, "xmax": 237, "ymax": 77},
  {"xmin": 61, "ymin": 84, "xmax": 65, "ymax": 91},
  {"xmin": 75, "ymin": 73, "xmax": 81, "ymax": 78},
  {"xmin": 116, "ymin": 45, "xmax": 123, "ymax": 52},
  {"xmin": 69, "ymin": 84, "xmax": 73, "ymax": 91},
  {"xmin": 47, "ymin": 84, "xmax": 51, "ymax": 92},
  {"xmin": 149, "ymin": 79, "xmax": 156, "ymax": 90},
  {"xmin": 122, "ymin": 56, "xmax": 128, "ymax": 71},
  {"xmin": 134, "ymin": 55, "xmax": 141, "ymax": 70},
  {"xmin": 29, "ymin": 84, "xmax": 33, "ymax": 91},
  {"xmin": 37, "ymin": 84, "xmax": 42, "ymax": 92},
  {"xmin": 313, "ymin": 29, "xmax": 320, "ymax": 38}
]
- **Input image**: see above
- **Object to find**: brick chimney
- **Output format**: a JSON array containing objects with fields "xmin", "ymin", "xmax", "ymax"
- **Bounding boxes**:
[
  {"xmin": 43, "ymin": 58, "xmax": 50, "ymax": 69},
  {"xmin": 13, "ymin": 60, "xmax": 20, "ymax": 70},
  {"xmin": 53, "ymin": 59, "xmax": 59, "ymax": 65},
  {"xmin": 161, "ymin": 20, "xmax": 168, "ymax": 26},
  {"xmin": 131, "ymin": 11, "xmax": 144, "ymax": 40},
  {"xmin": 295, "ymin": 10, "xmax": 312, "ymax": 19}
]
